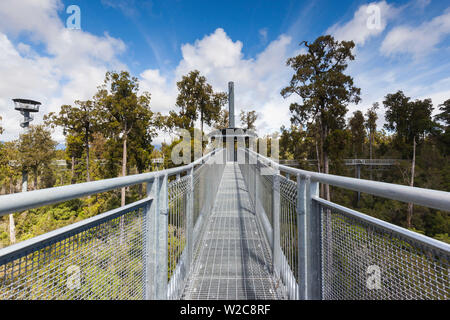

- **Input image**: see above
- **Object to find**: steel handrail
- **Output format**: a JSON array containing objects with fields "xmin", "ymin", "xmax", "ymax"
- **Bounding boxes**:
[
  {"xmin": 243, "ymin": 148, "xmax": 450, "ymax": 212},
  {"xmin": 0, "ymin": 149, "xmax": 223, "ymax": 216}
]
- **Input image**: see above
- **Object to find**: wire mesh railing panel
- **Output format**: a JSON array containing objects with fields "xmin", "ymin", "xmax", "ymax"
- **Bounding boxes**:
[
  {"xmin": 258, "ymin": 168, "xmax": 273, "ymax": 227},
  {"xmin": 319, "ymin": 202, "xmax": 450, "ymax": 300},
  {"xmin": 0, "ymin": 202, "xmax": 148, "ymax": 300},
  {"xmin": 193, "ymin": 164, "xmax": 207, "ymax": 227},
  {"xmin": 279, "ymin": 175, "xmax": 299, "ymax": 298},
  {"xmin": 167, "ymin": 175, "xmax": 190, "ymax": 298}
]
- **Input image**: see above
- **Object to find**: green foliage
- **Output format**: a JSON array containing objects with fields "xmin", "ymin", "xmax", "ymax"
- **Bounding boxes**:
[
  {"xmin": 281, "ymin": 35, "xmax": 361, "ymax": 131},
  {"xmin": 213, "ymin": 108, "xmax": 229, "ymax": 130},
  {"xmin": 18, "ymin": 125, "xmax": 57, "ymax": 189},
  {"xmin": 279, "ymin": 125, "xmax": 308, "ymax": 162},
  {"xmin": 45, "ymin": 101, "xmax": 101, "ymax": 182},
  {"xmin": 281, "ymin": 35, "xmax": 361, "ymax": 199},
  {"xmin": 240, "ymin": 110, "xmax": 258, "ymax": 130},
  {"xmin": 277, "ymin": 35, "xmax": 448, "ymax": 240},
  {"xmin": 383, "ymin": 92, "xmax": 434, "ymax": 147},
  {"xmin": 172, "ymin": 70, "xmax": 227, "ymax": 133},
  {"xmin": 349, "ymin": 110, "xmax": 366, "ymax": 157}
]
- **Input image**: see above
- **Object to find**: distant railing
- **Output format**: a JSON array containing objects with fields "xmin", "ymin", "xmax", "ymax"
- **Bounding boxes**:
[
  {"xmin": 239, "ymin": 148, "xmax": 450, "ymax": 300},
  {"xmin": 0, "ymin": 149, "xmax": 226, "ymax": 300},
  {"xmin": 343, "ymin": 159, "xmax": 398, "ymax": 166},
  {"xmin": 279, "ymin": 159, "xmax": 399, "ymax": 167}
]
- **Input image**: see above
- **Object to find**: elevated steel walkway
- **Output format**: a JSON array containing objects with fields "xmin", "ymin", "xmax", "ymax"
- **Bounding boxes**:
[
  {"xmin": 0, "ymin": 148, "xmax": 449, "ymax": 300},
  {"xmin": 183, "ymin": 163, "xmax": 283, "ymax": 299}
]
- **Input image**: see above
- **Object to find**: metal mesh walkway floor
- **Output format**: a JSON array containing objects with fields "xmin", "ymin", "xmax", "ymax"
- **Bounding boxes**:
[{"xmin": 182, "ymin": 163, "xmax": 285, "ymax": 300}]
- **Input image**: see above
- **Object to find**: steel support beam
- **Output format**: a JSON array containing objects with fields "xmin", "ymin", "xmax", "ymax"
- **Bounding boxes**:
[
  {"xmin": 307, "ymin": 180, "xmax": 321, "ymax": 299},
  {"xmin": 297, "ymin": 175, "xmax": 321, "ymax": 300}
]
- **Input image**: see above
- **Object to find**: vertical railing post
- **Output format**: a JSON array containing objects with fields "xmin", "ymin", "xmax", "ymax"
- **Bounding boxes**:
[
  {"xmin": 145, "ymin": 178, "xmax": 157, "ymax": 300},
  {"xmin": 154, "ymin": 174, "xmax": 168, "ymax": 299},
  {"xmin": 303, "ymin": 177, "xmax": 322, "ymax": 300},
  {"xmin": 297, "ymin": 176, "xmax": 321, "ymax": 300},
  {"xmin": 272, "ymin": 164, "xmax": 281, "ymax": 277},
  {"xmin": 186, "ymin": 166, "xmax": 194, "ymax": 273},
  {"xmin": 296, "ymin": 174, "xmax": 307, "ymax": 300}
]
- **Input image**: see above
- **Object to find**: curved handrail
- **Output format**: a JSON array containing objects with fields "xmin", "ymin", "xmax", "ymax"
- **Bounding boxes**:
[{"xmin": 0, "ymin": 149, "xmax": 224, "ymax": 216}]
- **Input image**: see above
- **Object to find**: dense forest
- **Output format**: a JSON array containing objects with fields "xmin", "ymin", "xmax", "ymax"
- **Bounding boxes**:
[{"xmin": 0, "ymin": 35, "xmax": 449, "ymax": 249}]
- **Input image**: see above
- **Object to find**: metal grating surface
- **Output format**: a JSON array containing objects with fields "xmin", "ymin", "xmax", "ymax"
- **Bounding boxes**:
[
  {"xmin": 183, "ymin": 163, "xmax": 284, "ymax": 300},
  {"xmin": 0, "ymin": 205, "xmax": 147, "ymax": 300},
  {"xmin": 320, "ymin": 202, "xmax": 450, "ymax": 300}
]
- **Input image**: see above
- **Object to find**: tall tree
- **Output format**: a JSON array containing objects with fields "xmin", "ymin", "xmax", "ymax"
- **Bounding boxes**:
[
  {"xmin": 0, "ymin": 122, "xmax": 16, "ymax": 244},
  {"xmin": 64, "ymin": 134, "xmax": 84, "ymax": 183},
  {"xmin": 44, "ymin": 100, "xmax": 99, "ymax": 182},
  {"xmin": 213, "ymin": 108, "xmax": 229, "ymax": 130},
  {"xmin": 435, "ymin": 99, "xmax": 450, "ymax": 156},
  {"xmin": 384, "ymin": 91, "xmax": 434, "ymax": 228},
  {"xmin": 175, "ymin": 70, "xmax": 227, "ymax": 134},
  {"xmin": 435, "ymin": 99, "xmax": 450, "ymax": 125},
  {"xmin": 279, "ymin": 125, "xmax": 309, "ymax": 164},
  {"xmin": 281, "ymin": 35, "xmax": 361, "ymax": 200},
  {"xmin": 240, "ymin": 110, "xmax": 258, "ymax": 130},
  {"xmin": 18, "ymin": 125, "xmax": 57, "ymax": 190},
  {"xmin": 365, "ymin": 103, "xmax": 379, "ymax": 179},
  {"xmin": 95, "ymin": 71, "xmax": 153, "ymax": 206},
  {"xmin": 349, "ymin": 110, "xmax": 366, "ymax": 158}
]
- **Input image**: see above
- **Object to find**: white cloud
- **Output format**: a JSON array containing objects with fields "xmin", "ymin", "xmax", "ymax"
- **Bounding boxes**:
[
  {"xmin": 381, "ymin": 10, "xmax": 450, "ymax": 58},
  {"xmin": 140, "ymin": 69, "xmax": 176, "ymax": 115},
  {"xmin": 173, "ymin": 28, "xmax": 294, "ymax": 135},
  {"xmin": 137, "ymin": 28, "xmax": 295, "ymax": 144},
  {"xmin": 0, "ymin": 0, "xmax": 126, "ymax": 142},
  {"xmin": 327, "ymin": 1, "xmax": 398, "ymax": 45},
  {"xmin": 415, "ymin": 0, "xmax": 431, "ymax": 9},
  {"xmin": 1, "ymin": 0, "xmax": 448, "ymax": 151}
]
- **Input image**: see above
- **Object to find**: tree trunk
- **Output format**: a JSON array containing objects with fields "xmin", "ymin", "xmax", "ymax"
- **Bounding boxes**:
[
  {"xmin": 71, "ymin": 156, "xmax": 75, "ymax": 184},
  {"xmin": 201, "ymin": 109, "xmax": 204, "ymax": 136},
  {"xmin": 319, "ymin": 125, "xmax": 325, "ymax": 198},
  {"xmin": 33, "ymin": 169, "xmax": 38, "ymax": 190},
  {"xmin": 322, "ymin": 124, "xmax": 330, "ymax": 201},
  {"xmin": 9, "ymin": 214, "xmax": 16, "ymax": 244},
  {"xmin": 315, "ymin": 138, "xmax": 321, "ymax": 173},
  {"xmin": 121, "ymin": 130, "xmax": 127, "ymax": 207},
  {"xmin": 85, "ymin": 131, "xmax": 90, "ymax": 182},
  {"xmin": 407, "ymin": 136, "xmax": 416, "ymax": 229},
  {"xmin": 324, "ymin": 149, "xmax": 330, "ymax": 201},
  {"xmin": 369, "ymin": 131, "xmax": 373, "ymax": 180},
  {"xmin": 8, "ymin": 178, "xmax": 16, "ymax": 244},
  {"xmin": 9, "ymin": 176, "xmax": 14, "ymax": 194}
]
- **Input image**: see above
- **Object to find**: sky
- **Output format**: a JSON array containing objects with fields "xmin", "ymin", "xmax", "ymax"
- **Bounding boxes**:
[{"xmin": 0, "ymin": 0, "xmax": 449, "ymax": 145}]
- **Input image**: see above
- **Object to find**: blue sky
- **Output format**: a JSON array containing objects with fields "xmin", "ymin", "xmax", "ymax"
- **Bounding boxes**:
[
  {"xmin": 57, "ymin": 0, "xmax": 350, "ymax": 73},
  {"xmin": 1, "ymin": 0, "xmax": 450, "ymax": 143}
]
